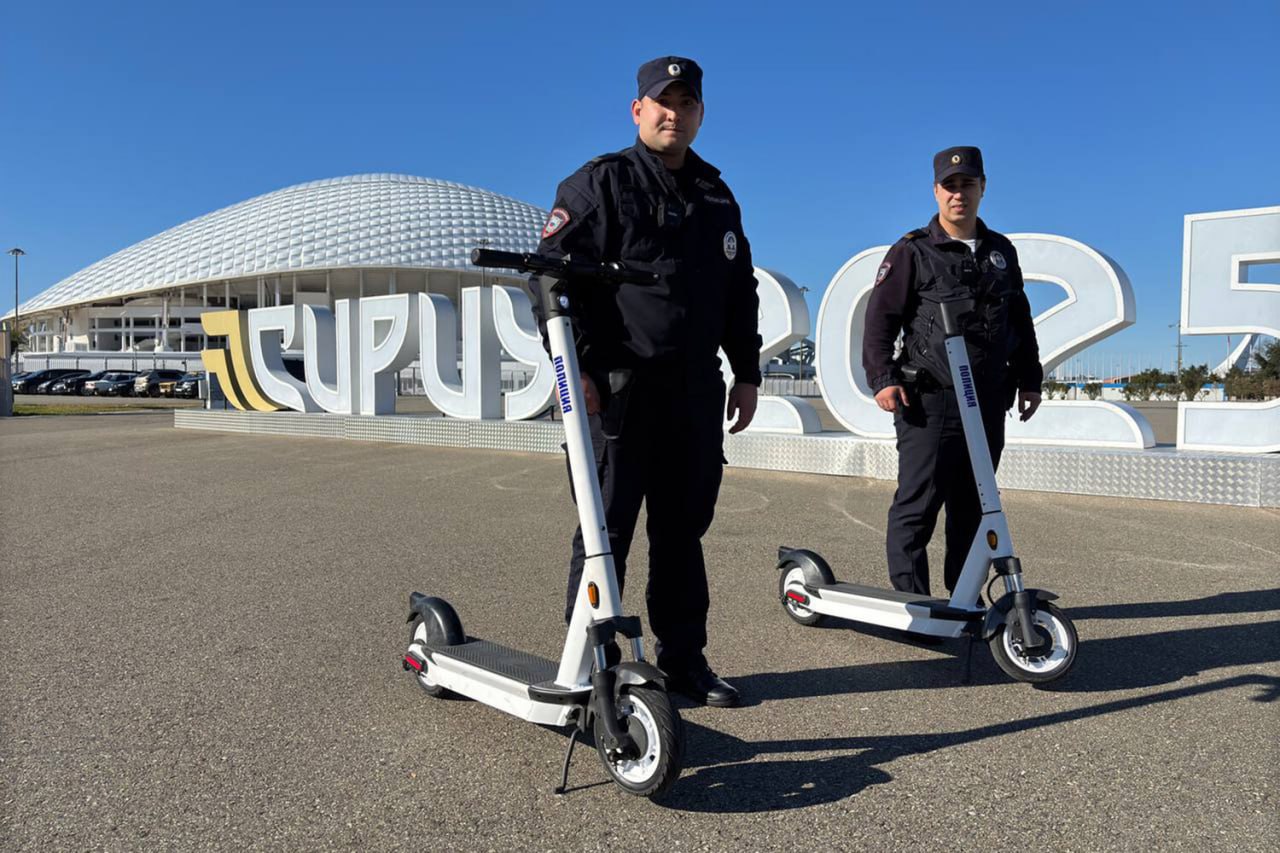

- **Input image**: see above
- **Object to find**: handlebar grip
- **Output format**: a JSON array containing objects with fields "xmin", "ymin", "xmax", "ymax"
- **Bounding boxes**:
[{"xmin": 471, "ymin": 248, "xmax": 527, "ymax": 269}]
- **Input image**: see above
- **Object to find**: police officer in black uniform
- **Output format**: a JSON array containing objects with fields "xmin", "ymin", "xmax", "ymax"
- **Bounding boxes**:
[
  {"xmin": 534, "ymin": 56, "xmax": 762, "ymax": 706},
  {"xmin": 862, "ymin": 146, "xmax": 1042, "ymax": 600}
]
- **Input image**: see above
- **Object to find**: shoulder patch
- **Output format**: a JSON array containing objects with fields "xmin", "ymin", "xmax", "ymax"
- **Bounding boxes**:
[
  {"xmin": 541, "ymin": 207, "xmax": 571, "ymax": 239},
  {"xmin": 875, "ymin": 262, "xmax": 892, "ymax": 285}
]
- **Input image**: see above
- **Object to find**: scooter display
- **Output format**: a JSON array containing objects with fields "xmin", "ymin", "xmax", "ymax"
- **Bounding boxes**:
[
  {"xmin": 776, "ymin": 298, "xmax": 1078, "ymax": 683},
  {"xmin": 403, "ymin": 248, "xmax": 683, "ymax": 798}
]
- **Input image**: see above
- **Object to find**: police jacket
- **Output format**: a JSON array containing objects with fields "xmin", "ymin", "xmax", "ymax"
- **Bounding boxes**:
[
  {"xmin": 535, "ymin": 139, "xmax": 762, "ymax": 387},
  {"xmin": 862, "ymin": 215, "xmax": 1042, "ymax": 404}
]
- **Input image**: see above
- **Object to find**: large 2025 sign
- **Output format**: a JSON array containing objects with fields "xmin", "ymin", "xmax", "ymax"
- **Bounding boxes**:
[{"xmin": 202, "ymin": 206, "xmax": 1279, "ymax": 454}]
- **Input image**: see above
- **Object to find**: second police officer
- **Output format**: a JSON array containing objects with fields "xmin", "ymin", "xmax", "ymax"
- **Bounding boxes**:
[
  {"xmin": 862, "ymin": 147, "xmax": 1043, "ymax": 603},
  {"xmin": 534, "ymin": 56, "xmax": 762, "ymax": 706}
]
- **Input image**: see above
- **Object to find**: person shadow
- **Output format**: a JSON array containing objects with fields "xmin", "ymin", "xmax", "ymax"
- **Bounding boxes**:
[
  {"xmin": 1066, "ymin": 588, "xmax": 1280, "ymax": 621},
  {"xmin": 650, "ymin": 589, "xmax": 1280, "ymax": 811},
  {"xmin": 659, "ymin": 672, "xmax": 1278, "ymax": 812}
]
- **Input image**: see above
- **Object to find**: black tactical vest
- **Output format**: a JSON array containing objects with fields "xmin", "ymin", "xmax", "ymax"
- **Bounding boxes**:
[{"xmin": 900, "ymin": 231, "xmax": 1017, "ymax": 390}]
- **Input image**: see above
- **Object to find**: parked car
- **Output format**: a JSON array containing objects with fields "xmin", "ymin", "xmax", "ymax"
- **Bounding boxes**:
[
  {"xmin": 133, "ymin": 369, "xmax": 186, "ymax": 397},
  {"xmin": 12, "ymin": 369, "xmax": 82, "ymax": 394},
  {"xmin": 93, "ymin": 371, "xmax": 141, "ymax": 396},
  {"xmin": 52, "ymin": 370, "xmax": 108, "ymax": 395},
  {"xmin": 173, "ymin": 371, "xmax": 205, "ymax": 399},
  {"xmin": 37, "ymin": 370, "xmax": 90, "ymax": 394}
]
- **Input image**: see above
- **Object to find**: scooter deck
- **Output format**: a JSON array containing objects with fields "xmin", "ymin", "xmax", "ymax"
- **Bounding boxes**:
[
  {"xmin": 816, "ymin": 581, "xmax": 943, "ymax": 605},
  {"xmin": 812, "ymin": 582, "xmax": 982, "ymax": 623},
  {"xmin": 424, "ymin": 637, "xmax": 558, "ymax": 686}
]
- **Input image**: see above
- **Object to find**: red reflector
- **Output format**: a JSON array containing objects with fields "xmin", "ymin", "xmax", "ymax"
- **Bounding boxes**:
[
  {"xmin": 786, "ymin": 591, "xmax": 809, "ymax": 605},
  {"xmin": 404, "ymin": 655, "xmax": 423, "ymax": 671}
]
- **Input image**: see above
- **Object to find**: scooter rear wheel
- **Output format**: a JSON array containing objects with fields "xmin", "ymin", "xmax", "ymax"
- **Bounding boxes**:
[
  {"xmin": 989, "ymin": 601, "xmax": 1078, "ymax": 684},
  {"xmin": 779, "ymin": 563, "xmax": 826, "ymax": 626},
  {"xmin": 408, "ymin": 612, "xmax": 462, "ymax": 699},
  {"xmin": 593, "ymin": 686, "xmax": 683, "ymax": 799}
]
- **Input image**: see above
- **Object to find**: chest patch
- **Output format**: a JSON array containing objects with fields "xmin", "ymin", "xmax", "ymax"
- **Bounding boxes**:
[
  {"xmin": 703, "ymin": 194, "xmax": 731, "ymax": 205},
  {"xmin": 989, "ymin": 250, "xmax": 1007, "ymax": 270},
  {"xmin": 542, "ymin": 207, "xmax": 570, "ymax": 240},
  {"xmin": 723, "ymin": 231, "xmax": 738, "ymax": 260}
]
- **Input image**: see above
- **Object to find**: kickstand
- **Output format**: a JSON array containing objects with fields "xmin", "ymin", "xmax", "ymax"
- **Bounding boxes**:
[
  {"xmin": 554, "ymin": 728, "xmax": 579, "ymax": 795},
  {"xmin": 962, "ymin": 633, "xmax": 976, "ymax": 684}
]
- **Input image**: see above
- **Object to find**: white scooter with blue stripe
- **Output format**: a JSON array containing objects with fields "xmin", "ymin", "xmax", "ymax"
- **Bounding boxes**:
[{"xmin": 777, "ymin": 298, "xmax": 1079, "ymax": 683}]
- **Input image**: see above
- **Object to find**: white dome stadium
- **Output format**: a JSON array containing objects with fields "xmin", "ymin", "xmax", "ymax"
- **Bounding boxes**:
[
  {"xmin": 22, "ymin": 174, "xmax": 546, "ymax": 314},
  {"xmin": 10, "ymin": 174, "xmax": 547, "ymax": 359}
]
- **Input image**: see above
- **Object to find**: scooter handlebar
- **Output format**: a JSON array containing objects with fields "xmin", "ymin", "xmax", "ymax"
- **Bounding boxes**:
[{"xmin": 470, "ymin": 248, "xmax": 659, "ymax": 286}]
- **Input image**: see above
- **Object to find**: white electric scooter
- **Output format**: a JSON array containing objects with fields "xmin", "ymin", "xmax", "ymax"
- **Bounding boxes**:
[
  {"xmin": 403, "ymin": 248, "xmax": 682, "ymax": 797},
  {"xmin": 777, "ymin": 298, "xmax": 1078, "ymax": 683}
]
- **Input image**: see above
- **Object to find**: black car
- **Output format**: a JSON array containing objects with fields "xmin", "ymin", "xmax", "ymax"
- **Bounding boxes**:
[
  {"xmin": 12, "ymin": 369, "xmax": 82, "ymax": 394},
  {"xmin": 51, "ymin": 370, "xmax": 108, "ymax": 395},
  {"xmin": 133, "ymin": 369, "xmax": 186, "ymax": 397},
  {"xmin": 93, "ymin": 371, "xmax": 141, "ymax": 396},
  {"xmin": 173, "ymin": 371, "xmax": 205, "ymax": 399},
  {"xmin": 37, "ymin": 370, "xmax": 90, "ymax": 393}
]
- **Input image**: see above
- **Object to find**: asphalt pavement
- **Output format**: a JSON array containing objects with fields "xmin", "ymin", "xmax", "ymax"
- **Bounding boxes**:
[{"xmin": 1, "ymin": 413, "xmax": 1275, "ymax": 851}]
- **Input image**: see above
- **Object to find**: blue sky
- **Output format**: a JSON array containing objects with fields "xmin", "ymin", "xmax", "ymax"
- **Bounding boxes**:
[{"xmin": 3, "ymin": 0, "xmax": 1276, "ymax": 373}]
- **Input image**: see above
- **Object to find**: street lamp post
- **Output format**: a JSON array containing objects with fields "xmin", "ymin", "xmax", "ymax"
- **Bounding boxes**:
[
  {"xmin": 7, "ymin": 248, "xmax": 24, "ymax": 373},
  {"xmin": 1168, "ymin": 321, "xmax": 1184, "ymax": 381}
]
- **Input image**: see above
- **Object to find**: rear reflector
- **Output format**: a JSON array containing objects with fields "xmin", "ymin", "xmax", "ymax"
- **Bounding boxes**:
[
  {"xmin": 786, "ymin": 591, "xmax": 809, "ymax": 605},
  {"xmin": 404, "ymin": 655, "xmax": 424, "ymax": 672}
]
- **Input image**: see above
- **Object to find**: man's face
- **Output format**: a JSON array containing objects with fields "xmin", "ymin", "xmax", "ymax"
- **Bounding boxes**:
[
  {"xmin": 632, "ymin": 81, "xmax": 703, "ymax": 157},
  {"xmin": 934, "ymin": 174, "xmax": 985, "ymax": 226}
]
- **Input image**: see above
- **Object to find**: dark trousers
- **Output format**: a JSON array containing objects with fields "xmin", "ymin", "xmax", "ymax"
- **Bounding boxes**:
[
  {"xmin": 564, "ymin": 373, "xmax": 726, "ymax": 673},
  {"xmin": 886, "ymin": 386, "xmax": 1006, "ymax": 596}
]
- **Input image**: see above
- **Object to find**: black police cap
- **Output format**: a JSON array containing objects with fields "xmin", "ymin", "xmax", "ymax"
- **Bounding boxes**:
[
  {"xmin": 934, "ymin": 146, "xmax": 985, "ymax": 183},
  {"xmin": 637, "ymin": 56, "xmax": 702, "ymax": 102}
]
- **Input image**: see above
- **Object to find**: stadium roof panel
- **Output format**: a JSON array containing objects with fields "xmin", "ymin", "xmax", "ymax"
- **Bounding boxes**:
[{"xmin": 20, "ymin": 174, "xmax": 547, "ymax": 315}]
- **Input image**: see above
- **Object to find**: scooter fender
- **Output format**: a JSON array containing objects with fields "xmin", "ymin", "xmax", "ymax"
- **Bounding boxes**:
[
  {"xmin": 775, "ymin": 546, "xmax": 836, "ymax": 587},
  {"xmin": 613, "ymin": 661, "xmax": 666, "ymax": 692},
  {"xmin": 405, "ymin": 592, "xmax": 465, "ymax": 646},
  {"xmin": 981, "ymin": 589, "xmax": 1059, "ymax": 640}
]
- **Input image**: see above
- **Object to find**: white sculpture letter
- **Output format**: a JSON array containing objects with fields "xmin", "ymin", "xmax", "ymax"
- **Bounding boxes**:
[
  {"xmin": 722, "ymin": 268, "xmax": 821, "ymax": 434},
  {"xmin": 492, "ymin": 285, "xmax": 554, "ymax": 421},
  {"xmin": 359, "ymin": 294, "xmax": 420, "ymax": 416},
  {"xmin": 1177, "ymin": 206, "xmax": 1280, "ymax": 452},
  {"xmin": 247, "ymin": 304, "xmax": 320, "ymax": 412},
  {"xmin": 304, "ymin": 300, "xmax": 359, "ymax": 415},
  {"xmin": 419, "ymin": 286, "xmax": 501, "ymax": 420}
]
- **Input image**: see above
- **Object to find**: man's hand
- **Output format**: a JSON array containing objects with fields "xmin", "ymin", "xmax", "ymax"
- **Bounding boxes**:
[
  {"xmin": 1018, "ymin": 390, "xmax": 1041, "ymax": 422},
  {"xmin": 875, "ymin": 385, "xmax": 910, "ymax": 413},
  {"xmin": 726, "ymin": 383, "xmax": 758, "ymax": 434},
  {"xmin": 581, "ymin": 373, "xmax": 602, "ymax": 415}
]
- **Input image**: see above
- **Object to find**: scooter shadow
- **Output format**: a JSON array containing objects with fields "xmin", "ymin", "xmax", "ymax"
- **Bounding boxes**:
[
  {"xmin": 658, "ymin": 673, "xmax": 1279, "ymax": 813},
  {"xmin": 734, "ymin": 617, "xmax": 1280, "ymax": 700}
]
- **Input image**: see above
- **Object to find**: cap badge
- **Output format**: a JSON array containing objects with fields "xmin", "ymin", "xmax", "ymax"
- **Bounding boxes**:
[
  {"xmin": 951, "ymin": 154, "xmax": 962, "ymax": 165},
  {"xmin": 723, "ymin": 231, "xmax": 738, "ymax": 260},
  {"xmin": 668, "ymin": 63, "xmax": 682, "ymax": 77},
  {"xmin": 989, "ymin": 250, "xmax": 1007, "ymax": 270}
]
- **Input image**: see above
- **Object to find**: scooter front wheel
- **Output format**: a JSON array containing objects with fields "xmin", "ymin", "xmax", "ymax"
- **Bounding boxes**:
[
  {"xmin": 989, "ymin": 601, "xmax": 1078, "ymax": 684},
  {"xmin": 593, "ymin": 686, "xmax": 683, "ymax": 799}
]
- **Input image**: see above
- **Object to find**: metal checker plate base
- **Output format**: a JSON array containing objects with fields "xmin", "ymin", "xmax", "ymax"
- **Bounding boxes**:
[{"xmin": 175, "ymin": 411, "xmax": 1280, "ymax": 508}]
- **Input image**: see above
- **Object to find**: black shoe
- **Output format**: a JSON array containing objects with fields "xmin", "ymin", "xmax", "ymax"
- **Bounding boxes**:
[{"xmin": 667, "ymin": 666, "xmax": 740, "ymax": 707}]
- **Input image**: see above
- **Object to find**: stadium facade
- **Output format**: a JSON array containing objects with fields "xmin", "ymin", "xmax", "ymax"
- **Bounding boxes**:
[{"xmin": 5, "ymin": 174, "xmax": 543, "ymax": 362}]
